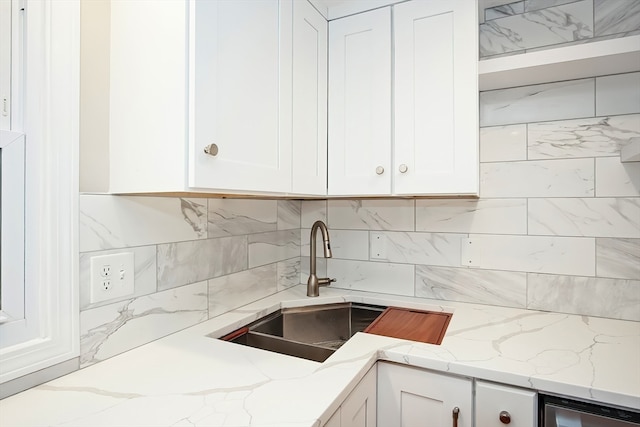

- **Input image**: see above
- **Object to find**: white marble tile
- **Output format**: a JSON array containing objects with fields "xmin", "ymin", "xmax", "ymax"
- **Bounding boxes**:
[
  {"xmin": 370, "ymin": 232, "xmax": 465, "ymax": 267},
  {"xmin": 157, "ymin": 237, "xmax": 247, "ymax": 290},
  {"xmin": 80, "ymin": 246, "xmax": 157, "ymax": 311},
  {"xmin": 597, "ymin": 238, "xmax": 640, "ymax": 279},
  {"xmin": 415, "ymin": 199, "xmax": 527, "ymax": 234},
  {"xmin": 207, "ymin": 199, "xmax": 277, "ymax": 238},
  {"xmin": 301, "ymin": 200, "xmax": 327, "ymax": 228},
  {"xmin": 527, "ymin": 273, "xmax": 640, "ymax": 321},
  {"xmin": 594, "ymin": 0, "xmax": 640, "ymax": 37},
  {"xmin": 528, "ymin": 198, "xmax": 640, "ymax": 238},
  {"xmin": 465, "ymin": 234, "xmax": 596, "ymax": 276},
  {"xmin": 80, "ymin": 195, "xmax": 208, "ymax": 252},
  {"xmin": 480, "ymin": 124, "xmax": 527, "ymax": 162},
  {"xmin": 327, "ymin": 199, "xmax": 415, "ymax": 231},
  {"xmin": 481, "ymin": 158, "xmax": 595, "ymax": 197},
  {"xmin": 479, "ymin": 0, "xmax": 593, "ymax": 57},
  {"xmin": 327, "ymin": 259, "xmax": 415, "ymax": 296},
  {"xmin": 325, "ymin": 230, "xmax": 369, "ymax": 261},
  {"xmin": 525, "ymin": 0, "xmax": 577, "ymax": 12},
  {"xmin": 528, "ymin": 114, "xmax": 640, "ymax": 159},
  {"xmin": 415, "ymin": 266, "xmax": 527, "ymax": 308},
  {"xmin": 277, "ymin": 200, "xmax": 301, "ymax": 230},
  {"xmin": 486, "ymin": 1, "xmax": 525, "ymax": 20},
  {"xmin": 596, "ymin": 73, "xmax": 640, "ymax": 116},
  {"xmin": 277, "ymin": 258, "xmax": 301, "ymax": 291},
  {"xmin": 208, "ymin": 265, "xmax": 277, "ymax": 318},
  {"xmin": 480, "ymin": 79, "xmax": 594, "ymax": 127},
  {"xmin": 80, "ymin": 282, "xmax": 208, "ymax": 367},
  {"xmin": 248, "ymin": 229, "xmax": 301, "ymax": 268},
  {"xmin": 596, "ymin": 156, "xmax": 640, "ymax": 197}
]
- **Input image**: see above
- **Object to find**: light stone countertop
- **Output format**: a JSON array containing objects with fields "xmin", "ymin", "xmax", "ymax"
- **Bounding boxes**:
[{"xmin": 1, "ymin": 285, "xmax": 639, "ymax": 426}]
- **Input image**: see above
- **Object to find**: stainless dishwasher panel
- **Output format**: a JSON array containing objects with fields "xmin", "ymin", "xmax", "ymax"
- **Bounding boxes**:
[{"xmin": 541, "ymin": 395, "xmax": 640, "ymax": 427}]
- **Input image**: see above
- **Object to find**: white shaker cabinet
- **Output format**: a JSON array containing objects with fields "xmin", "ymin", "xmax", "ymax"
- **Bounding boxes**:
[
  {"xmin": 86, "ymin": 0, "xmax": 326, "ymax": 196},
  {"xmin": 327, "ymin": 7, "xmax": 392, "ymax": 196},
  {"xmin": 377, "ymin": 362, "xmax": 472, "ymax": 427},
  {"xmin": 393, "ymin": 0, "xmax": 478, "ymax": 195},
  {"xmin": 292, "ymin": 0, "xmax": 328, "ymax": 195},
  {"xmin": 324, "ymin": 366, "xmax": 377, "ymax": 427},
  {"xmin": 190, "ymin": 0, "xmax": 292, "ymax": 193},
  {"xmin": 475, "ymin": 381, "xmax": 537, "ymax": 427},
  {"xmin": 327, "ymin": 0, "xmax": 478, "ymax": 197}
]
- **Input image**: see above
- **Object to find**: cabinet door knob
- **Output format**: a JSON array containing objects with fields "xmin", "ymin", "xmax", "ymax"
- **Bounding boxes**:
[
  {"xmin": 499, "ymin": 410, "xmax": 511, "ymax": 424},
  {"xmin": 399, "ymin": 164, "xmax": 408, "ymax": 173},
  {"xmin": 204, "ymin": 144, "xmax": 219, "ymax": 156},
  {"xmin": 452, "ymin": 407, "xmax": 459, "ymax": 427},
  {"xmin": 376, "ymin": 166, "xmax": 384, "ymax": 175}
]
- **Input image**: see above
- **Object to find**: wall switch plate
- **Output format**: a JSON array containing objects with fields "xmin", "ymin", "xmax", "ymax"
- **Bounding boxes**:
[{"xmin": 89, "ymin": 252, "xmax": 135, "ymax": 303}]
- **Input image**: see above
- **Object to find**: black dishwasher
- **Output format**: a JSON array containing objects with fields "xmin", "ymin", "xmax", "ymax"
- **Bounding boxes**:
[{"xmin": 540, "ymin": 395, "xmax": 640, "ymax": 427}]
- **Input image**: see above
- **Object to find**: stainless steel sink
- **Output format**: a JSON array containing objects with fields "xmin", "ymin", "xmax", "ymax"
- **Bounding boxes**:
[{"xmin": 218, "ymin": 302, "xmax": 386, "ymax": 362}]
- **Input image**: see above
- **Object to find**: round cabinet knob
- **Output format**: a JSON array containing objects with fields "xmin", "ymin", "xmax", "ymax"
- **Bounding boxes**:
[
  {"xmin": 375, "ymin": 166, "xmax": 385, "ymax": 175},
  {"xmin": 399, "ymin": 164, "xmax": 408, "ymax": 173},
  {"xmin": 499, "ymin": 411, "xmax": 511, "ymax": 424},
  {"xmin": 204, "ymin": 144, "xmax": 219, "ymax": 157}
]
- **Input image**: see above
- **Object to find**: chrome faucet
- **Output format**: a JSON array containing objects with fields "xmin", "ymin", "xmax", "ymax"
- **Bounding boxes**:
[{"xmin": 307, "ymin": 220, "xmax": 336, "ymax": 297}]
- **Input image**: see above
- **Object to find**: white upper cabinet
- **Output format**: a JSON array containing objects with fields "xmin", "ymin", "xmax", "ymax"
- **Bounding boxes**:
[
  {"xmin": 327, "ymin": 0, "xmax": 478, "ymax": 197},
  {"xmin": 394, "ymin": 0, "xmax": 478, "ymax": 195},
  {"xmin": 328, "ymin": 7, "xmax": 392, "ymax": 196},
  {"xmin": 84, "ymin": 0, "xmax": 327, "ymax": 196},
  {"xmin": 292, "ymin": 0, "xmax": 328, "ymax": 195},
  {"xmin": 190, "ymin": 0, "xmax": 292, "ymax": 193}
]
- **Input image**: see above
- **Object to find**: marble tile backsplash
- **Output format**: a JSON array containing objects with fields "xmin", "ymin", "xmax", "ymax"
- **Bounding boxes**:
[
  {"xmin": 311, "ymin": 72, "xmax": 639, "ymax": 322},
  {"xmin": 79, "ymin": 197, "xmax": 302, "ymax": 367},
  {"xmin": 479, "ymin": 0, "xmax": 640, "ymax": 58}
]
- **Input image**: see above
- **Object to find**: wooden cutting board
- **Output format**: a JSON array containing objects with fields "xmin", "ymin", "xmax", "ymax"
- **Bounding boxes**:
[{"xmin": 363, "ymin": 307, "xmax": 451, "ymax": 345}]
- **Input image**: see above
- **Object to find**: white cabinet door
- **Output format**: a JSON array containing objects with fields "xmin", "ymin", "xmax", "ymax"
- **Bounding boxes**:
[
  {"xmin": 328, "ymin": 7, "xmax": 391, "ymax": 196},
  {"xmin": 476, "ymin": 381, "xmax": 537, "ymax": 427},
  {"xmin": 341, "ymin": 366, "xmax": 377, "ymax": 427},
  {"xmin": 393, "ymin": 0, "xmax": 478, "ymax": 195},
  {"xmin": 325, "ymin": 408, "xmax": 342, "ymax": 427},
  {"xmin": 190, "ymin": 0, "xmax": 292, "ymax": 193},
  {"xmin": 378, "ymin": 362, "xmax": 472, "ymax": 427},
  {"xmin": 292, "ymin": 0, "xmax": 327, "ymax": 195}
]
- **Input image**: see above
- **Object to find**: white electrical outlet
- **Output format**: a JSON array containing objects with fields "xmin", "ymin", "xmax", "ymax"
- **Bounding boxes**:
[{"xmin": 90, "ymin": 252, "xmax": 135, "ymax": 303}]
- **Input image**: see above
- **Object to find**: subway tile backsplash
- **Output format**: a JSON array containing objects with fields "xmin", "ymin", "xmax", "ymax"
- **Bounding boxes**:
[
  {"xmin": 77, "ymin": 71, "xmax": 640, "ymax": 370},
  {"xmin": 479, "ymin": 0, "xmax": 640, "ymax": 58}
]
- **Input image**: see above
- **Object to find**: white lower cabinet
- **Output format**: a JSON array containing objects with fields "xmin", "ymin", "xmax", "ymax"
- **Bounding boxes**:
[
  {"xmin": 377, "ymin": 362, "xmax": 472, "ymax": 427},
  {"xmin": 475, "ymin": 381, "xmax": 537, "ymax": 427},
  {"xmin": 324, "ymin": 365, "xmax": 377, "ymax": 427}
]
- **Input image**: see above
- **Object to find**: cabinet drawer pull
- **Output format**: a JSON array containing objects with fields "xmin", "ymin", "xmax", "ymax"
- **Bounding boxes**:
[
  {"xmin": 204, "ymin": 144, "xmax": 219, "ymax": 156},
  {"xmin": 376, "ymin": 166, "xmax": 384, "ymax": 175},
  {"xmin": 499, "ymin": 410, "xmax": 511, "ymax": 424},
  {"xmin": 399, "ymin": 164, "xmax": 408, "ymax": 173},
  {"xmin": 452, "ymin": 406, "xmax": 459, "ymax": 427}
]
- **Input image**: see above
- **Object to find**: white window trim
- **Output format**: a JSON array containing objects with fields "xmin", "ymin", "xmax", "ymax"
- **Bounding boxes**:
[
  {"xmin": 0, "ymin": 0, "xmax": 79, "ymax": 384},
  {"xmin": 0, "ymin": 131, "xmax": 26, "ymax": 324}
]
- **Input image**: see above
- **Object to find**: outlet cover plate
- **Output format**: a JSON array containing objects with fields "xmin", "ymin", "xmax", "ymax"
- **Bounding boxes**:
[{"xmin": 89, "ymin": 252, "xmax": 135, "ymax": 304}]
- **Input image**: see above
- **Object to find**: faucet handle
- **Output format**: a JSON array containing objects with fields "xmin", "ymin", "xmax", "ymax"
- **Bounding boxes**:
[{"xmin": 318, "ymin": 278, "xmax": 336, "ymax": 287}]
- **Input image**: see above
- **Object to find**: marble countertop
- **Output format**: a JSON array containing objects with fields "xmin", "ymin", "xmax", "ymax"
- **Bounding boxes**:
[{"xmin": 1, "ymin": 286, "xmax": 639, "ymax": 426}]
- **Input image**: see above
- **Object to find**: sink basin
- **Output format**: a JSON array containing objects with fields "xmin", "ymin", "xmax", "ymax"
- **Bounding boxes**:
[{"xmin": 218, "ymin": 302, "xmax": 386, "ymax": 362}]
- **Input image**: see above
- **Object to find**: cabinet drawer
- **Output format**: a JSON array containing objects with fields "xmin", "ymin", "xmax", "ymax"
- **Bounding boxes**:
[{"xmin": 476, "ymin": 381, "xmax": 537, "ymax": 427}]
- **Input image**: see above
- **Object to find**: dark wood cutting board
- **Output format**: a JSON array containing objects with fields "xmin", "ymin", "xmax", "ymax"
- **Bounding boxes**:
[{"xmin": 363, "ymin": 307, "xmax": 451, "ymax": 345}]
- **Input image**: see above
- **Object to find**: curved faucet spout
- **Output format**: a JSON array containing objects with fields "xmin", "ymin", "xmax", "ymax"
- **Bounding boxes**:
[{"xmin": 307, "ymin": 220, "xmax": 336, "ymax": 297}]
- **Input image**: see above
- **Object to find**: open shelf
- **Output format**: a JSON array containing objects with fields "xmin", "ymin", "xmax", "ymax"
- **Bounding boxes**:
[{"xmin": 479, "ymin": 35, "xmax": 640, "ymax": 91}]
